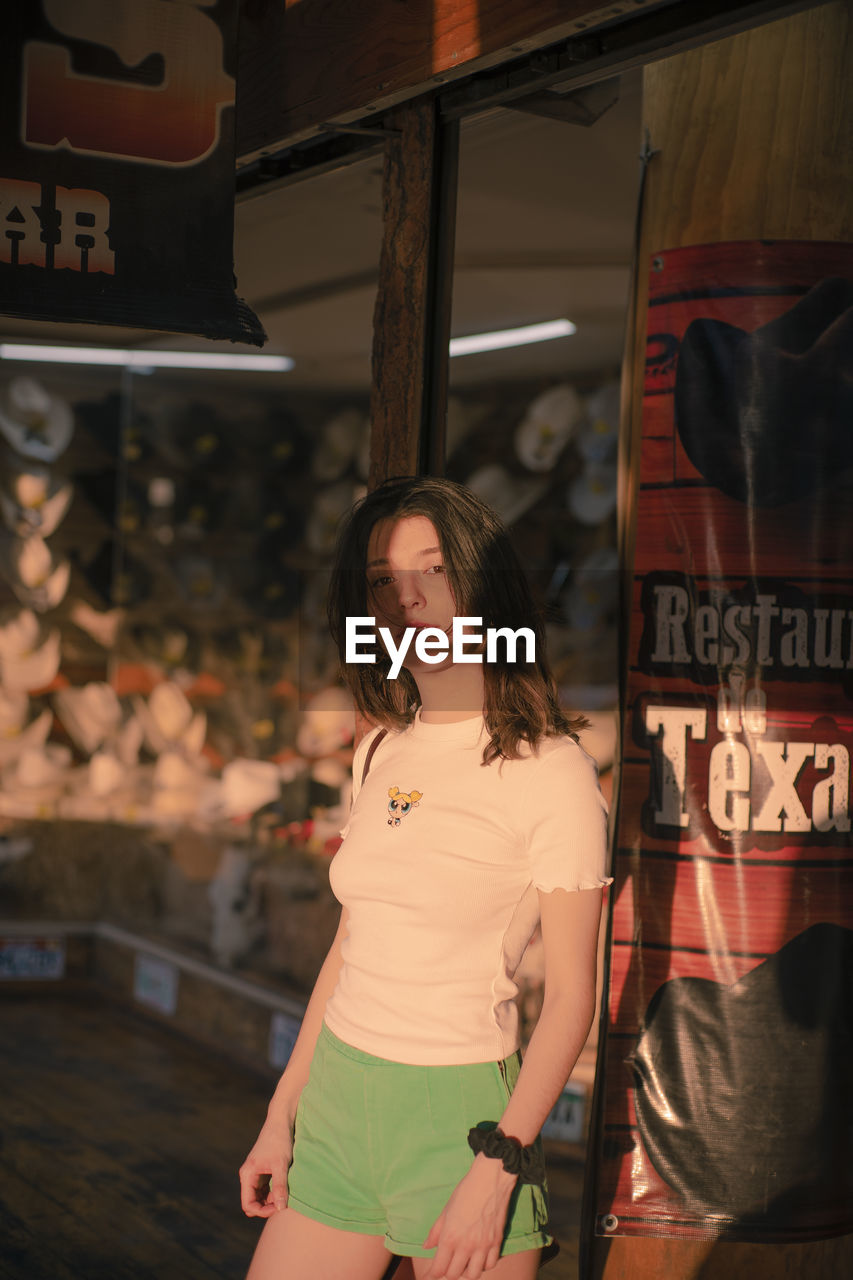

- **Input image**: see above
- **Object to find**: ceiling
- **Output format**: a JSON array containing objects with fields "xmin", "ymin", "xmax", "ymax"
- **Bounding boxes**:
[{"xmin": 0, "ymin": 71, "xmax": 642, "ymax": 394}]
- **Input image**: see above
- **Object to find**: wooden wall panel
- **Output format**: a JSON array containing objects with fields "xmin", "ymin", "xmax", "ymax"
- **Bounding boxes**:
[{"xmin": 588, "ymin": 4, "xmax": 853, "ymax": 1276}]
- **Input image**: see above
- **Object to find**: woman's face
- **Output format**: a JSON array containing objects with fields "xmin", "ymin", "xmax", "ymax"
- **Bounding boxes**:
[{"xmin": 366, "ymin": 515, "xmax": 457, "ymax": 672}]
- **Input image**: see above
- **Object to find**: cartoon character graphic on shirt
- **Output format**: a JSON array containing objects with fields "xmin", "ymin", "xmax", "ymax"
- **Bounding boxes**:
[{"xmin": 387, "ymin": 785, "xmax": 423, "ymax": 826}]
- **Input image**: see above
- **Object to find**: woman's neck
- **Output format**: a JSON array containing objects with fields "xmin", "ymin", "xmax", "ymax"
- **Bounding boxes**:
[{"xmin": 415, "ymin": 664, "xmax": 485, "ymax": 723}]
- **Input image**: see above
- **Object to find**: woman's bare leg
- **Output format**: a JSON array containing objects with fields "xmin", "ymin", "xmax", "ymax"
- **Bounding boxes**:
[
  {"xmin": 411, "ymin": 1247, "xmax": 540, "ymax": 1279},
  {"xmin": 246, "ymin": 1207, "xmax": 393, "ymax": 1280}
]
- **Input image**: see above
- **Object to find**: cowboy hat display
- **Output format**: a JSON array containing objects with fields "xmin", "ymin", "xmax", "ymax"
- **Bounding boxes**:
[
  {"xmin": 675, "ymin": 275, "xmax": 853, "ymax": 506},
  {"xmin": 0, "ymin": 610, "xmax": 62, "ymax": 691},
  {"xmin": 0, "ymin": 377, "xmax": 74, "ymax": 463}
]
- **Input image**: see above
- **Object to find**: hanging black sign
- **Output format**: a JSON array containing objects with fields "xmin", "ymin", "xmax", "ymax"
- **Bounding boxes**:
[{"xmin": 0, "ymin": 0, "xmax": 265, "ymax": 345}]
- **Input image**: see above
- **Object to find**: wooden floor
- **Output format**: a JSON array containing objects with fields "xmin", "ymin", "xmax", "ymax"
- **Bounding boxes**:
[{"xmin": 0, "ymin": 990, "xmax": 585, "ymax": 1279}]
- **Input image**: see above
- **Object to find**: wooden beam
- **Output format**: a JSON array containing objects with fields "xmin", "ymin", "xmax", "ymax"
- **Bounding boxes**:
[
  {"xmin": 235, "ymin": 0, "xmax": 672, "ymax": 161},
  {"xmin": 367, "ymin": 96, "xmax": 458, "ymax": 488}
]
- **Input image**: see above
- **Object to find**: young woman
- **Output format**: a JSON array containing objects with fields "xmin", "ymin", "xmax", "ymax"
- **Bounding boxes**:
[{"xmin": 239, "ymin": 476, "xmax": 611, "ymax": 1280}]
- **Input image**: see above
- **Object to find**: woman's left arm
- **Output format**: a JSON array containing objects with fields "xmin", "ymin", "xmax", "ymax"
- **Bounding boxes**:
[{"xmin": 423, "ymin": 885, "xmax": 604, "ymax": 1279}]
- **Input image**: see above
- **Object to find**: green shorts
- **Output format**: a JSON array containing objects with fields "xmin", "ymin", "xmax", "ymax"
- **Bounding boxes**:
[{"xmin": 287, "ymin": 1023, "xmax": 551, "ymax": 1259}]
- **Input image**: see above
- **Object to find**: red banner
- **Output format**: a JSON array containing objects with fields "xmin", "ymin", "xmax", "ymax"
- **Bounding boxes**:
[
  {"xmin": 1, "ymin": 0, "xmax": 263, "ymax": 343},
  {"xmin": 587, "ymin": 242, "xmax": 853, "ymax": 1243}
]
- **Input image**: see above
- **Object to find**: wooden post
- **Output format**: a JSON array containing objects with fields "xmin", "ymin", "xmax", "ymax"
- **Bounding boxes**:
[
  {"xmin": 368, "ymin": 95, "xmax": 458, "ymax": 488},
  {"xmin": 586, "ymin": 3, "xmax": 853, "ymax": 1278}
]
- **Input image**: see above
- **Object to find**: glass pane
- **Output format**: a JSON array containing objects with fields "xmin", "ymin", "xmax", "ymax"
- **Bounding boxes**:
[{"xmin": 447, "ymin": 74, "xmax": 641, "ymax": 728}]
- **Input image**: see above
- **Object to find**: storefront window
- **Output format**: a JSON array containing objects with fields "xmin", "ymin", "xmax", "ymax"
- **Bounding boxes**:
[{"xmin": 0, "ymin": 153, "xmax": 382, "ymax": 980}]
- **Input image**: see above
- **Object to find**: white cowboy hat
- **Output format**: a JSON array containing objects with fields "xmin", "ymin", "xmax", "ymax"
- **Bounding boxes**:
[
  {"xmin": 564, "ymin": 547, "xmax": 620, "ymax": 630},
  {"xmin": 54, "ymin": 683, "xmax": 123, "ymax": 757},
  {"xmin": 312, "ymin": 407, "xmax": 367, "ymax": 482},
  {"xmin": 465, "ymin": 463, "xmax": 547, "ymax": 527},
  {"xmin": 2, "ymin": 534, "xmax": 71, "ymax": 611},
  {"xmin": 305, "ymin": 481, "xmax": 359, "ymax": 556},
  {"xmin": 69, "ymin": 599, "xmax": 124, "ymax": 649},
  {"xmin": 0, "ymin": 457, "xmax": 74, "ymax": 539},
  {"xmin": 567, "ymin": 460, "xmax": 618, "ymax": 525},
  {"xmin": 114, "ymin": 713, "xmax": 144, "ymax": 767},
  {"xmin": 151, "ymin": 749, "xmax": 208, "ymax": 816},
  {"xmin": 5, "ymin": 741, "xmax": 71, "ymax": 791},
  {"xmin": 578, "ymin": 382, "xmax": 620, "ymax": 462},
  {"xmin": 514, "ymin": 384, "xmax": 584, "ymax": 472},
  {"xmin": 221, "ymin": 757, "xmax": 281, "ymax": 818},
  {"xmin": 0, "ymin": 688, "xmax": 28, "ymax": 737},
  {"xmin": 0, "ymin": 610, "xmax": 62, "ymax": 691},
  {"xmin": 134, "ymin": 681, "xmax": 206, "ymax": 757},
  {"xmin": 296, "ymin": 685, "xmax": 354, "ymax": 757},
  {"xmin": 311, "ymin": 757, "xmax": 349, "ymax": 790},
  {"xmin": 87, "ymin": 750, "xmax": 126, "ymax": 797},
  {"xmin": 0, "ymin": 705, "xmax": 53, "ymax": 767},
  {"xmin": 0, "ymin": 377, "xmax": 74, "ymax": 463}
]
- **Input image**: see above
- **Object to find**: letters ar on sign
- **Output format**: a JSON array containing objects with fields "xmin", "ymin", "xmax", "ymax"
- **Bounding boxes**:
[{"xmin": 1, "ymin": 0, "xmax": 264, "ymax": 343}]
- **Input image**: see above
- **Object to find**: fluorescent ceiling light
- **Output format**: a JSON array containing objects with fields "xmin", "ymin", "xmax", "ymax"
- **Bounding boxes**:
[
  {"xmin": 0, "ymin": 343, "xmax": 294, "ymax": 372},
  {"xmin": 449, "ymin": 318, "xmax": 576, "ymax": 357}
]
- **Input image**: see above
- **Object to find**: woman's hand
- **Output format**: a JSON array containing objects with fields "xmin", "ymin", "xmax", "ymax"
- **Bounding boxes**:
[
  {"xmin": 422, "ymin": 1154, "xmax": 518, "ymax": 1279},
  {"xmin": 238, "ymin": 1113, "xmax": 295, "ymax": 1218}
]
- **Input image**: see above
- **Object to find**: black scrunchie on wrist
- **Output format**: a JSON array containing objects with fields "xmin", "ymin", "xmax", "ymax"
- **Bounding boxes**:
[{"xmin": 467, "ymin": 1122, "xmax": 546, "ymax": 1186}]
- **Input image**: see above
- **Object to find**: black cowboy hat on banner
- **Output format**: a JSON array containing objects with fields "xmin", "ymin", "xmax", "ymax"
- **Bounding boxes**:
[
  {"xmin": 674, "ymin": 276, "xmax": 853, "ymax": 506},
  {"xmin": 630, "ymin": 923, "xmax": 853, "ymax": 1228}
]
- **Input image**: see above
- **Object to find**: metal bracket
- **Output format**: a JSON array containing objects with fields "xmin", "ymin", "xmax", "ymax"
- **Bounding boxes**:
[{"xmin": 318, "ymin": 122, "xmax": 403, "ymax": 138}]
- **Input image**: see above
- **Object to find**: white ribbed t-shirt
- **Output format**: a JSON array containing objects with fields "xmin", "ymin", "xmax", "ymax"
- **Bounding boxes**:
[{"xmin": 324, "ymin": 710, "xmax": 611, "ymax": 1065}]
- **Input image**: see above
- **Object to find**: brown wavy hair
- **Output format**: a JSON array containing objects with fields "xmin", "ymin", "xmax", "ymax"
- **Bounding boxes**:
[{"xmin": 327, "ymin": 476, "xmax": 586, "ymax": 763}]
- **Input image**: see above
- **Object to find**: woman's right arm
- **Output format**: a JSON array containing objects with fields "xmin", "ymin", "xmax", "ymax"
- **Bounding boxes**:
[{"xmin": 238, "ymin": 906, "xmax": 349, "ymax": 1217}]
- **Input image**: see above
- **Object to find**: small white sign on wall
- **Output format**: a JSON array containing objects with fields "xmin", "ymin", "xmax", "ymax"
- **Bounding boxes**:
[
  {"xmin": 542, "ymin": 1080, "xmax": 587, "ymax": 1144},
  {"xmin": 133, "ymin": 953, "xmax": 179, "ymax": 1016},
  {"xmin": 269, "ymin": 1011, "xmax": 302, "ymax": 1069}
]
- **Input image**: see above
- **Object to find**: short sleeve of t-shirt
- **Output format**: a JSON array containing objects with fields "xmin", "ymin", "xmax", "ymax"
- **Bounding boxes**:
[{"xmin": 518, "ymin": 737, "xmax": 611, "ymax": 892}]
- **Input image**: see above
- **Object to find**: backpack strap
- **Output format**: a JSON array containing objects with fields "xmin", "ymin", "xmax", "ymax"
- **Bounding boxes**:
[{"xmin": 360, "ymin": 728, "xmax": 388, "ymax": 786}]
